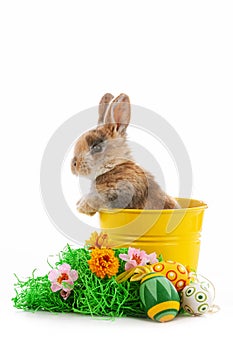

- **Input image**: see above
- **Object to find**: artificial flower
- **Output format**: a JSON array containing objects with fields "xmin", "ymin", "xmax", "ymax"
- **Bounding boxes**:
[
  {"xmin": 147, "ymin": 252, "xmax": 158, "ymax": 264},
  {"xmin": 60, "ymin": 290, "xmax": 71, "ymax": 300},
  {"xmin": 88, "ymin": 248, "xmax": 119, "ymax": 279},
  {"xmin": 119, "ymin": 247, "xmax": 158, "ymax": 270},
  {"xmin": 48, "ymin": 263, "xmax": 78, "ymax": 294},
  {"xmin": 85, "ymin": 231, "xmax": 115, "ymax": 250}
]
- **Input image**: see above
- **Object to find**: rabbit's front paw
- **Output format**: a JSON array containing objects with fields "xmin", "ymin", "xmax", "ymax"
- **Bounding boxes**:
[{"xmin": 76, "ymin": 197, "xmax": 97, "ymax": 216}]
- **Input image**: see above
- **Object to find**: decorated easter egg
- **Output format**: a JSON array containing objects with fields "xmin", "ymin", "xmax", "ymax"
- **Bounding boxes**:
[
  {"xmin": 152, "ymin": 260, "xmax": 189, "ymax": 291},
  {"xmin": 140, "ymin": 273, "xmax": 180, "ymax": 322},
  {"xmin": 180, "ymin": 282, "xmax": 212, "ymax": 315}
]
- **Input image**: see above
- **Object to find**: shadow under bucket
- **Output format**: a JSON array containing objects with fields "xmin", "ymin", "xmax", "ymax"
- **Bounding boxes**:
[{"xmin": 99, "ymin": 198, "xmax": 207, "ymax": 270}]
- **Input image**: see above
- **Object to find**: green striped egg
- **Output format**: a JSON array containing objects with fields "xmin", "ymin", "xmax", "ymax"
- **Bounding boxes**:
[{"xmin": 140, "ymin": 273, "xmax": 180, "ymax": 322}]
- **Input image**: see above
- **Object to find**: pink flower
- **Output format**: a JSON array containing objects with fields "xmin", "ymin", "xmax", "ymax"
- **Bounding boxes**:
[
  {"xmin": 60, "ymin": 290, "xmax": 71, "ymax": 300},
  {"xmin": 119, "ymin": 247, "xmax": 158, "ymax": 270},
  {"xmin": 48, "ymin": 263, "xmax": 78, "ymax": 294},
  {"xmin": 147, "ymin": 252, "xmax": 158, "ymax": 265}
]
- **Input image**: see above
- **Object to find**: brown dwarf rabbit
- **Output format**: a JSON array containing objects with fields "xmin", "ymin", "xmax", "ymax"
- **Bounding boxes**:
[{"xmin": 71, "ymin": 93, "xmax": 180, "ymax": 216}]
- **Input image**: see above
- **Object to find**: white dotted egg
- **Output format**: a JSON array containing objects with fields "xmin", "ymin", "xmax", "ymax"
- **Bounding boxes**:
[{"xmin": 180, "ymin": 282, "xmax": 213, "ymax": 315}]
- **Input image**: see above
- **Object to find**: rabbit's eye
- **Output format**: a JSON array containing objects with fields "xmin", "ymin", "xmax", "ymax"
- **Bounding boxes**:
[
  {"xmin": 91, "ymin": 143, "xmax": 103, "ymax": 154},
  {"xmin": 72, "ymin": 158, "xmax": 77, "ymax": 167}
]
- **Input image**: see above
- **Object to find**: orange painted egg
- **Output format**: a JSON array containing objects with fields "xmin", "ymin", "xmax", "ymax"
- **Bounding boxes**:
[{"xmin": 151, "ymin": 260, "xmax": 189, "ymax": 291}]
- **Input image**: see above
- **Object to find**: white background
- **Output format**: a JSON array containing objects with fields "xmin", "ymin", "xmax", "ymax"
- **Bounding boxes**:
[{"xmin": 1, "ymin": 1, "xmax": 233, "ymax": 348}]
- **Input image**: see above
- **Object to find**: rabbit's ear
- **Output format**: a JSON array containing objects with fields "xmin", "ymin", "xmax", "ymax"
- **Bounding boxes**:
[
  {"xmin": 105, "ymin": 93, "xmax": 131, "ymax": 133},
  {"xmin": 98, "ymin": 93, "xmax": 114, "ymax": 124}
]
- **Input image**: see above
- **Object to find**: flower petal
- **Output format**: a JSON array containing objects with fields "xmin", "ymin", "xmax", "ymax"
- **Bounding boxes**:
[
  {"xmin": 140, "ymin": 257, "xmax": 148, "ymax": 266},
  {"xmin": 59, "ymin": 263, "xmax": 71, "ymax": 273},
  {"xmin": 51, "ymin": 283, "xmax": 61, "ymax": 292},
  {"xmin": 128, "ymin": 247, "xmax": 137, "ymax": 258},
  {"xmin": 119, "ymin": 253, "xmax": 129, "ymax": 262},
  {"xmin": 48, "ymin": 270, "xmax": 59, "ymax": 282},
  {"xmin": 147, "ymin": 252, "xmax": 158, "ymax": 264},
  {"xmin": 60, "ymin": 290, "xmax": 71, "ymax": 300},
  {"xmin": 139, "ymin": 250, "xmax": 147, "ymax": 259},
  {"xmin": 125, "ymin": 260, "xmax": 137, "ymax": 270}
]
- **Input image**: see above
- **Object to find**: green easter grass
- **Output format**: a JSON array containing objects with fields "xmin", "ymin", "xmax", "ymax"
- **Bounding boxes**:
[{"xmin": 12, "ymin": 246, "xmax": 145, "ymax": 318}]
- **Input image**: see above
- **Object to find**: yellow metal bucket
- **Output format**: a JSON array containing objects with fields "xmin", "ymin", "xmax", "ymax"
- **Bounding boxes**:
[{"xmin": 99, "ymin": 198, "xmax": 207, "ymax": 270}]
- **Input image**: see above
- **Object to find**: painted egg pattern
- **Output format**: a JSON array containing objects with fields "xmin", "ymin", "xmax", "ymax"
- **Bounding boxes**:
[
  {"xmin": 180, "ymin": 282, "xmax": 212, "ymax": 315},
  {"xmin": 152, "ymin": 260, "xmax": 189, "ymax": 291},
  {"xmin": 140, "ymin": 272, "xmax": 180, "ymax": 322}
]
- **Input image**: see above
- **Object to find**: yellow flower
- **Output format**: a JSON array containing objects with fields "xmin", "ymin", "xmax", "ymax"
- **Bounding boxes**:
[
  {"xmin": 88, "ymin": 248, "xmax": 119, "ymax": 279},
  {"xmin": 85, "ymin": 231, "xmax": 115, "ymax": 250}
]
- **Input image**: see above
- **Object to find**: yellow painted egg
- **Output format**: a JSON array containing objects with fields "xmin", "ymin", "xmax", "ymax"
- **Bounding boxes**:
[{"xmin": 151, "ymin": 260, "xmax": 189, "ymax": 291}]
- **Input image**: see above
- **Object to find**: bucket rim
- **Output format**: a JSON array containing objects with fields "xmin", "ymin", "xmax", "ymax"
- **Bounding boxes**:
[{"xmin": 99, "ymin": 197, "xmax": 208, "ymax": 215}]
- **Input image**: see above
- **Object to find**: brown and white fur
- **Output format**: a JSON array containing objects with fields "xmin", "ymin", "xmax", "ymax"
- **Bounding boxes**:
[{"xmin": 71, "ymin": 93, "xmax": 180, "ymax": 215}]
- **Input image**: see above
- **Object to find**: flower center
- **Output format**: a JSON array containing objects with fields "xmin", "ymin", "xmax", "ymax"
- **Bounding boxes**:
[
  {"xmin": 57, "ymin": 273, "xmax": 69, "ymax": 284},
  {"xmin": 99, "ymin": 254, "xmax": 112, "ymax": 267},
  {"xmin": 103, "ymin": 255, "xmax": 110, "ymax": 262},
  {"xmin": 132, "ymin": 254, "xmax": 142, "ymax": 265}
]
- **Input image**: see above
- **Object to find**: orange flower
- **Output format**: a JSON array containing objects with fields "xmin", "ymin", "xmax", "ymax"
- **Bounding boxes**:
[
  {"xmin": 85, "ymin": 231, "xmax": 115, "ymax": 250},
  {"xmin": 88, "ymin": 248, "xmax": 119, "ymax": 279}
]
